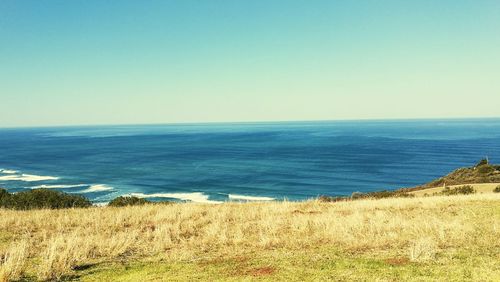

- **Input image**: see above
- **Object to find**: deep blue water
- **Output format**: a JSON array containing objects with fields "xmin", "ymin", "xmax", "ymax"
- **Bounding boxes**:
[{"xmin": 1, "ymin": 119, "xmax": 500, "ymax": 204}]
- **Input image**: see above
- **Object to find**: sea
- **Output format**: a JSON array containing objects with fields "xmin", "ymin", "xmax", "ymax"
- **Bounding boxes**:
[{"xmin": 1, "ymin": 119, "xmax": 500, "ymax": 204}]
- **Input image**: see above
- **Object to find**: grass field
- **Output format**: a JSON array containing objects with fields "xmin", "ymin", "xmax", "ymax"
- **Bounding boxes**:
[
  {"xmin": 1, "ymin": 193, "xmax": 499, "ymax": 281},
  {"xmin": 409, "ymin": 183, "xmax": 500, "ymax": 197}
]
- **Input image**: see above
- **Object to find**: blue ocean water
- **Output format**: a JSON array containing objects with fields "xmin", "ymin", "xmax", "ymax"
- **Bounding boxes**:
[{"xmin": 1, "ymin": 119, "xmax": 500, "ymax": 204}]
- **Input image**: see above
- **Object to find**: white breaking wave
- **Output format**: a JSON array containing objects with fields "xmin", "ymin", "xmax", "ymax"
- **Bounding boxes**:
[
  {"xmin": 32, "ymin": 184, "xmax": 87, "ymax": 189},
  {"xmin": 0, "ymin": 174, "xmax": 59, "ymax": 182},
  {"xmin": 0, "ymin": 169, "xmax": 18, "ymax": 174},
  {"xmin": 80, "ymin": 184, "xmax": 114, "ymax": 193},
  {"xmin": 228, "ymin": 194, "xmax": 275, "ymax": 201},
  {"xmin": 129, "ymin": 192, "xmax": 222, "ymax": 204}
]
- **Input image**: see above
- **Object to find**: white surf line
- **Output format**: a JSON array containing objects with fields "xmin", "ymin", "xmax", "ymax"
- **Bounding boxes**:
[
  {"xmin": 32, "ymin": 184, "xmax": 87, "ymax": 189},
  {"xmin": 129, "ymin": 192, "xmax": 222, "ymax": 204},
  {"xmin": 80, "ymin": 184, "xmax": 114, "ymax": 193},
  {"xmin": 0, "ymin": 169, "xmax": 18, "ymax": 174},
  {"xmin": 0, "ymin": 174, "xmax": 59, "ymax": 182},
  {"xmin": 228, "ymin": 194, "xmax": 275, "ymax": 201}
]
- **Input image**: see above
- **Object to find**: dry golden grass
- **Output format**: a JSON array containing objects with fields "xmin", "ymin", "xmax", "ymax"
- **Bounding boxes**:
[
  {"xmin": 409, "ymin": 182, "xmax": 500, "ymax": 196},
  {"xmin": 0, "ymin": 193, "xmax": 499, "ymax": 281}
]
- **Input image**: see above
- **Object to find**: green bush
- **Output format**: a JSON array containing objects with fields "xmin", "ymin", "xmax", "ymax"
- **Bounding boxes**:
[
  {"xmin": 477, "ymin": 165, "xmax": 494, "ymax": 174},
  {"xmin": 367, "ymin": 190, "xmax": 414, "ymax": 199},
  {"xmin": 318, "ymin": 189, "xmax": 414, "ymax": 203},
  {"xmin": 318, "ymin": 195, "xmax": 347, "ymax": 203},
  {"xmin": 441, "ymin": 185, "xmax": 476, "ymax": 196},
  {"xmin": 0, "ymin": 189, "xmax": 10, "ymax": 205},
  {"xmin": 494, "ymin": 186, "xmax": 500, "ymax": 193},
  {"xmin": 0, "ymin": 188, "xmax": 92, "ymax": 210},
  {"xmin": 350, "ymin": 192, "xmax": 366, "ymax": 200},
  {"xmin": 475, "ymin": 159, "xmax": 489, "ymax": 167},
  {"xmin": 350, "ymin": 190, "xmax": 414, "ymax": 199},
  {"xmin": 108, "ymin": 196, "xmax": 150, "ymax": 207}
]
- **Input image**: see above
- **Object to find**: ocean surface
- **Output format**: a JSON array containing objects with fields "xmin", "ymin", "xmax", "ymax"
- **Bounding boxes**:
[{"xmin": 1, "ymin": 119, "xmax": 500, "ymax": 204}]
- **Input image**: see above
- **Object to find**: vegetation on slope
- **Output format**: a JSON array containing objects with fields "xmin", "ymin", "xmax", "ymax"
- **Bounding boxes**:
[
  {"xmin": 319, "ymin": 160, "xmax": 499, "ymax": 202},
  {"xmin": 440, "ymin": 185, "xmax": 476, "ymax": 196},
  {"xmin": 108, "ymin": 196, "xmax": 150, "ymax": 207},
  {"xmin": 0, "ymin": 194, "xmax": 498, "ymax": 281},
  {"xmin": 0, "ymin": 189, "xmax": 91, "ymax": 210},
  {"xmin": 407, "ymin": 159, "xmax": 500, "ymax": 191},
  {"xmin": 319, "ymin": 189, "xmax": 414, "ymax": 202}
]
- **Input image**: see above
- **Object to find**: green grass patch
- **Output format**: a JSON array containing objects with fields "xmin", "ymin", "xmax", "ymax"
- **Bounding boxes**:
[
  {"xmin": 78, "ymin": 247, "xmax": 500, "ymax": 281},
  {"xmin": 0, "ymin": 230, "xmax": 12, "ymax": 251}
]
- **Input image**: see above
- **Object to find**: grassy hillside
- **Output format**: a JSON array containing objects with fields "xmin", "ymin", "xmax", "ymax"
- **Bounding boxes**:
[
  {"xmin": 409, "ymin": 183, "xmax": 500, "ymax": 197},
  {"xmin": 1, "ymin": 194, "xmax": 499, "ymax": 281},
  {"xmin": 407, "ymin": 161, "xmax": 500, "ymax": 191}
]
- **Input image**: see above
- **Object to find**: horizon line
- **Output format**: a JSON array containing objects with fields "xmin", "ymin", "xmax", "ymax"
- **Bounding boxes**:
[{"xmin": 2, "ymin": 116, "xmax": 500, "ymax": 130}]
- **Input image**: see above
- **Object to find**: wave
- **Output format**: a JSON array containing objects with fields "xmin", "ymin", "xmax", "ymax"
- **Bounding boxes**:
[
  {"xmin": 80, "ymin": 184, "xmax": 114, "ymax": 193},
  {"xmin": 0, "ymin": 169, "xmax": 18, "ymax": 174},
  {"xmin": 0, "ymin": 174, "xmax": 59, "ymax": 182},
  {"xmin": 129, "ymin": 192, "xmax": 222, "ymax": 204},
  {"xmin": 228, "ymin": 194, "xmax": 275, "ymax": 201},
  {"xmin": 32, "ymin": 184, "xmax": 87, "ymax": 189}
]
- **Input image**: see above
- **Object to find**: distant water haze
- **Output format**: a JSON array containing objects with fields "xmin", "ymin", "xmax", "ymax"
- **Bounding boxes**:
[{"xmin": 0, "ymin": 119, "xmax": 499, "ymax": 204}]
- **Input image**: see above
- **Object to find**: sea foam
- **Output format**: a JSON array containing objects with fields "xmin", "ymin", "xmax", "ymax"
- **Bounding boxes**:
[
  {"xmin": 32, "ymin": 184, "xmax": 87, "ymax": 189},
  {"xmin": 80, "ymin": 184, "xmax": 114, "ymax": 193},
  {"xmin": 129, "ymin": 192, "xmax": 222, "ymax": 204},
  {"xmin": 0, "ymin": 169, "xmax": 18, "ymax": 174},
  {"xmin": 0, "ymin": 174, "xmax": 59, "ymax": 182},
  {"xmin": 228, "ymin": 194, "xmax": 275, "ymax": 201}
]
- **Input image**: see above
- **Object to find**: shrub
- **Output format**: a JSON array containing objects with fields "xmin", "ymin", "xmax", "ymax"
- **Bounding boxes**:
[
  {"xmin": 0, "ymin": 189, "xmax": 91, "ymax": 210},
  {"xmin": 367, "ymin": 190, "xmax": 414, "ymax": 199},
  {"xmin": 350, "ymin": 192, "xmax": 366, "ymax": 200},
  {"xmin": 477, "ymin": 165, "xmax": 494, "ymax": 174},
  {"xmin": 318, "ymin": 190, "xmax": 414, "ymax": 202},
  {"xmin": 475, "ymin": 159, "xmax": 489, "ymax": 167},
  {"xmin": 0, "ymin": 188, "xmax": 9, "ymax": 202},
  {"xmin": 455, "ymin": 185, "xmax": 476, "ymax": 195},
  {"xmin": 494, "ymin": 186, "xmax": 500, "ymax": 193},
  {"xmin": 441, "ymin": 185, "xmax": 476, "ymax": 196},
  {"xmin": 108, "ymin": 196, "xmax": 150, "ymax": 207},
  {"xmin": 318, "ymin": 195, "xmax": 347, "ymax": 202}
]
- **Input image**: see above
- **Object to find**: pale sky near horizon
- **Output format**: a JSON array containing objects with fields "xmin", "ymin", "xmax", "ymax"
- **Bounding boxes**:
[{"xmin": 1, "ymin": 0, "xmax": 499, "ymax": 127}]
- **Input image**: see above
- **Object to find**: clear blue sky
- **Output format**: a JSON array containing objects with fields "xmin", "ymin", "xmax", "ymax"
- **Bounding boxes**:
[{"xmin": 1, "ymin": 0, "xmax": 499, "ymax": 127}]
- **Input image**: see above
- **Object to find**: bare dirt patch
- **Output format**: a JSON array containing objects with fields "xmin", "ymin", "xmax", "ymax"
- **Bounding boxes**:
[
  {"xmin": 247, "ymin": 266, "xmax": 276, "ymax": 276},
  {"xmin": 384, "ymin": 257, "xmax": 410, "ymax": 266}
]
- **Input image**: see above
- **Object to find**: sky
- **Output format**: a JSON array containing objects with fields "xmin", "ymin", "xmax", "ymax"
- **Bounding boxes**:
[{"xmin": 1, "ymin": 0, "xmax": 499, "ymax": 127}]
